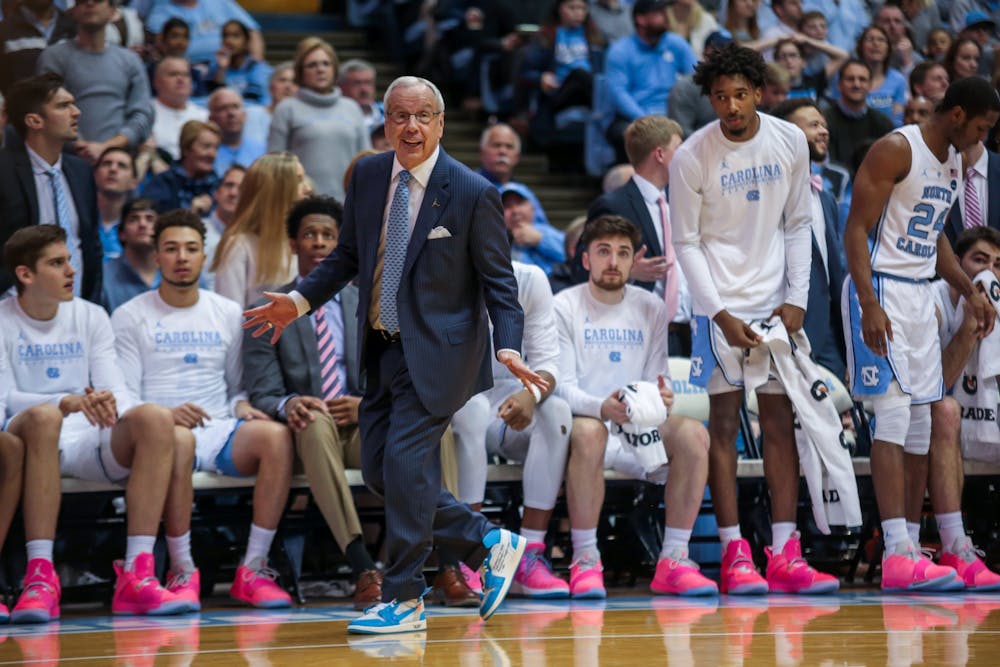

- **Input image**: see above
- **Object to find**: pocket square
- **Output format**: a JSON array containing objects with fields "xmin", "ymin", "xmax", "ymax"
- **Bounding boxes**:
[{"xmin": 427, "ymin": 226, "xmax": 452, "ymax": 240}]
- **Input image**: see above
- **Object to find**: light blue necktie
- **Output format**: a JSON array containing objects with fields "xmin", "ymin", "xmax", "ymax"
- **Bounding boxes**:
[
  {"xmin": 380, "ymin": 170, "xmax": 410, "ymax": 334},
  {"xmin": 47, "ymin": 167, "xmax": 81, "ymax": 294}
]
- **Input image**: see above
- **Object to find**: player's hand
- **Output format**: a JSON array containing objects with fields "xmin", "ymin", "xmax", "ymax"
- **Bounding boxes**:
[
  {"xmin": 84, "ymin": 388, "xmax": 118, "ymax": 428},
  {"xmin": 657, "ymin": 374, "xmax": 674, "ymax": 412},
  {"xmin": 172, "ymin": 402, "xmax": 211, "ymax": 428},
  {"xmin": 860, "ymin": 301, "xmax": 893, "ymax": 357},
  {"xmin": 285, "ymin": 395, "xmax": 327, "ymax": 432},
  {"xmin": 328, "ymin": 396, "xmax": 361, "ymax": 426},
  {"xmin": 497, "ymin": 390, "xmax": 535, "ymax": 431},
  {"xmin": 497, "ymin": 350, "xmax": 550, "ymax": 394},
  {"xmin": 243, "ymin": 292, "xmax": 299, "ymax": 343},
  {"xmin": 714, "ymin": 310, "xmax": 761, "ymax": 348},
  {"xmin": 600, "ymin": 391, "xmax": 629, "ymax": 424},
  {"xmin": 771, "ymin": 303, "xmax": 805, "ymax": 334},
  {"xmin": 629, "ymin": 245, "xmax": 670, "ymax": 283},
  {"xmin": 235, "ymin": 401, "xmax": 271, "ymax": 422},
  {"xmin": 966, "ymin": 289, "xmax": 997, "ymax": 338}
]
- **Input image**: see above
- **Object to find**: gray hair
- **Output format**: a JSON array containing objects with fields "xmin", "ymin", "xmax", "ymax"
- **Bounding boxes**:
[
  {"xmin": 383, "ymin": 76, "xmax": 446, "ymax": 113},
  {"xmin": 270, "ymin": 61, "xmax": 294, "ymax": 83},
  {"xmin": 207, "ymin": 87, "xmax": 244, "ymax": 109},
  {"xmin": 338, "ymin": 58, "xmax": 376, "ymax": 83},
  {"xmin": 479, "ymin": 123, "xmax": 521, "ymax": 153}
]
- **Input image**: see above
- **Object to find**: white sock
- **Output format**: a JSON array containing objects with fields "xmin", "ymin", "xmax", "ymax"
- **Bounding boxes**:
[
  {"xmin": 661, "ymin": 527, "xmax": 692, "ymax": 558},
  {"xmin": 26, "ymin": 539, "xmax": 54, "ymax": 563},
  {"xmin": 718, "ymin": 525, "xmax": 742, "ymax": 547},
  {"xmin": 935, "ymin": 512, "xmax": 966, "ymax": 552},
  {"xmin": 243, "ymin": 524, "xmax": 277, "ymax": 568},
  {"xmin": 771, "ymin": 522, "xmax": 796, "ymax": 553},
  {"xmin": 906, "ymin": 521, "xmax": 921, "ymax": 546},
  {"xmin": 521, "ymin": 528, "xmax": 547, "ymax": 547},
  {"xmin": 166, "ymin": 531, "xmax": 195, "ymax": 572},
  {"xmin": 571, "ymin": 528, "xmax": 599, "ymax": 562},
  {"xmin": 125, "ymin": 535, "xmax": 156, "ymax": 571},
  {"xmin": 881, "ymin": 518, "xmax": 909, "ymax": 552}
]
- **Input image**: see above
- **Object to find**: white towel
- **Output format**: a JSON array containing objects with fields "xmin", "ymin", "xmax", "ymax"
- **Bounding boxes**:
[
  {"xmin": 746, "ymin": 318, "xmax": 862, "ymax": 533},
  {"xmin": 954, "ymin": 270, "xmax": 1000, "ymax": 448},
  {"xmin": 616, "ymin": 381, "xmax": 669, "ymax": 473}
]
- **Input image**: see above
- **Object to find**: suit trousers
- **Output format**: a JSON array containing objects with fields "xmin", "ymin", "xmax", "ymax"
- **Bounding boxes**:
[{"xmin": 360, "ymin": 334, "xmax": 492, "ymax": 601}]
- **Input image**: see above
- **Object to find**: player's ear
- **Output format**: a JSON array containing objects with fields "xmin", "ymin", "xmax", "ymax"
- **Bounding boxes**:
[{"xmin": 582, "ymin": 250, "xmax": 591, "ymax": 271}]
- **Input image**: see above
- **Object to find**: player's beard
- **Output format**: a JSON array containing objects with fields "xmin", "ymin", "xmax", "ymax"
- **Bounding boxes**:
[
  {"xmin": 592, "ymin": 273, "xmax": 627, "ymax": 292},
  {"xmin": 162, "ymin": 275, "xmax": 199, "ymax": 289}
]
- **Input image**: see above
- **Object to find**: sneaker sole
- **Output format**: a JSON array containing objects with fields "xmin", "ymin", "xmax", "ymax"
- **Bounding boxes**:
[
  {"xmin": 724, "ymin": 582, "xmax": 769, "ymax": 595},
  {"xmin": 347, "ymin": 619, "xmax": 427, "ymax": 635},
  {"xmin": 651, "ymin": 583, "xmax": 719, "ymax": 597},
  {"xmin": 570, "ymin": 588, "xmax": 607, "ymax": 599},
  {"xmin": 113, "ymin": 599, "xmax": 193, "ymax": 616},
  {"xmin": 244, "ymin": 598, "xmax": 293, "ymax": 610},
  {"xmin": 480, "ymin": 534, "xmax": 527, "ymax": 621},
  {"xmin": 882, "ymin": 571, "xmax": 957, "ymax": 592},
  {"xmin": 10, "ymin": 609, "xmax": 57, "ymax": 624},
  {"xmin": 768, "ymin": 580, "xmax": 840, "ymax": 594},
  {"xmin": 511, "ymin": 582, "xmax": 570, "ymax": 599}
]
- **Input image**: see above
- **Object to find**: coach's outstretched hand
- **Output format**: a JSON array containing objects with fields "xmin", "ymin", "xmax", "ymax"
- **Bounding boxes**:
[
  {"xmin": 497, "ymin": 350, "xmax": 550, "ymax": 395},
  {"xmin": 243, "ymin": 292, "xmax": 299, "ymax": 344}
]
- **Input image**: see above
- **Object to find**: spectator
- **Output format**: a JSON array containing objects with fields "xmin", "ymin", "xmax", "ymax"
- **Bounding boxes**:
[
  {"xmin": 0, "ymin": 0, "xmax": 75, "ymax": 96},
  {"xmin": 207, "ymin": 20, "xmax": 273, "ymax": 106},
  {"xmin": 141, "ymin": 119, "xmax": 220, "ymax": 213},
  {"xmin": 104, "ymin": 1, "xmax": 144, "ymax": 50},
  {"xmin": 145, "ymin": 18, "xmax": 210, "ymax": 99},
  {"xmin": 500, "ymin": 183, "xmax": 566, "ymax": 274},
  {"xmin": 759, "ymin": 62, "xmax": 791, "ymax": 111},
  {"xmin": 909, "ymin": 60, "xmax": 949, "ymax": 103},
  {"xmin": 100, "ymin": 197, "xmax": 158, "ymax": 312},
  {"xmin": 342, "ymin": 147, "xmax": 379, "ymax": 194},
  {"xmin": 854, "ymin": 25, "xmax": 908, "ymax": 124},
  {"xmin": 36, "ymin": 0, "xmax": 154, "ymax": 163},
  {"xmin": 604, "ymin": 0, "xmax": 697, "ymax": 163},
  {"xmin": 667, "ymin": 0, "xmax": 719, "ymax": 57},
  {"xmin": 724, "ymin": 0, "xmax": 760, "ymax": 44},
  {"xmin": 943, "ymin": 37, "xmax": 983, "ymax": 82},
  {"xmin": 94, "ymin": 146, "xmax": 137, "ymax": 259},
  {"xmin": 774, "ymin": 39, "xmax": 826, "ymax": 99},
  {"xmin": 959, "ymin": 12, "xmax": 996, "ymax": 77},
  {"xmin": 903, "ymin": 95, "xmax": 934, "ymax": 124},
  {"xmin": 0, "ymin": 73, "xmax": 101, "ymax": 302},
  {"xmin": 268, "ymin": 37, "xmax": 370, "ymax": 202},
  {"xmin": 669, "ymin": 30, "xmax": 734, "ymax": 138},
  {"xmin": 478, "ymin": 123, "xmax": 550, "ymax": 226},
  {"xmin": 151, "ymin": 57, "xmax": 210, "ymax": 161},
  {"xmin": 590, "ymin": 0, "xmax": 634, "ymax": 42},
  {"xmin": 899, "ymin": 0, "xmax": 942, "ymax": 56},
  {"xmin": 203, "ymin": 163, "xmax": 244, "ymax": 276},
  {"xmin": 762, "ymin": 0, "xmax": 803, "ymax": 41},
  {"xmin": 950, "ymin": 2, "xmax": 1000, "ymax": 43},
  {"xmin": 268, "ymin": 61, "xmax": 298, "ymax": 115},
  {"xmin": 211, "ymin": 152, "xmax": 308, "ymax": 307},
  {"xmin": 926, "ymin": 27, "xmax": 953, "ymax": 62},
  {"xmin": 874, "ymin": 3, "xmax": 921, "ymax": 75},
  {"xmin": 369, "ymin": 122, "xmax": 390, "ymax": 151},
  {"xmin": 823, "ymin": 60, "xmax": 895, "ymax": 171},
  {"xmin": 945, "ymin": 141, "xmax": 1000, "ymax": 243},
  {"xmin": 338, "ymin": 59, "xmax": 385, "ymax": 133},
  {"xmin": 802, "ymin": 0, "xmax": 869, "ymax": 53},
  {"xmin": 547, "ymin": 214, "xmax": 587, "ymax": 293},
  {"xmin": 208, "ymin": 88, "xmax": 265, "ymax": 174},
  {"xmin": 146, "ymin": 0, "xmax": 264, "ymax": 66}
]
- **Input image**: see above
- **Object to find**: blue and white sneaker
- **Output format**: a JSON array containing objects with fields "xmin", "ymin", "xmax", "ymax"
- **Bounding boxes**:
[
  {"xmin": 480, "ymin": 528, "xmax": 526, "ymax": 621},
  {"xmin": 347, "ymin": 597, "xmax": 426, "ymax": 635}
]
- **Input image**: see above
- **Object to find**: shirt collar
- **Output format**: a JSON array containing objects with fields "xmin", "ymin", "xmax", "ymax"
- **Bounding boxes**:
[
  {"xmin": 631, "ymin": 173, "xmax": 664, "ymax": 204},
  {"xmin": 391, "ymin": 145, "xmax": 440, "ymax": 189},
  {"xmin": 26, "ymin": 145, "xmax": 61, "ymax": 175},
  {"xmin": 971, "ymin": 148, "xmax": 989, "ymax": 178}
]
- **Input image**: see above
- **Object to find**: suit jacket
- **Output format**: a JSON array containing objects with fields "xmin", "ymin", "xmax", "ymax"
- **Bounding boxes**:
[
  {"xmin": 945, "ymin": 150, "xmax": 1000, "ymax": 247},
  {"xmin": 0, "ymin": 146, "xmax": 102, "ymax": 302},
  {"xmin": 804, "ymin": 190, "xmax": 848, "ymax": 380},
  {"xmin": 243, "ymin": 281, "xmax": 362, "ymax": 419},
  {"xmin": 571, "ymin": 179, "xmax": 663, "ymax": 290},
  {"xmin": 296, "ymin": 149, "xmax": 524, "ymax": 417}
]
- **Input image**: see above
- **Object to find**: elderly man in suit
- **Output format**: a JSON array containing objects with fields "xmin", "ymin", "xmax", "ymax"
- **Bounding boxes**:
[
  {"xmin": 945, "ymin": 141, "xmax": 1000, "ymax": 246},
  {"xmin": 245, "ymin": 75, "xmax": 543, "ymax": 634},
  {"xmin": 0, "ymin": 73, "xmax": 102, "ymax": 302}
]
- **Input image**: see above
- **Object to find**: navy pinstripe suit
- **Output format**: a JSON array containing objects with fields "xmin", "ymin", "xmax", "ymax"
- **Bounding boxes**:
[{"xmin": 296, "ymin": 148, "xmax": 524, "ymax": 601}]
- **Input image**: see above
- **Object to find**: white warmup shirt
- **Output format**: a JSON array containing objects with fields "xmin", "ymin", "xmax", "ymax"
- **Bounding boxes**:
[
  {"xmin": 0, "ymin": 297, "xmax": 133, "ymax": 417},
  {"xmin": 489, "ymin": 262, "xmax": 561, "ymax": 384},
  {"xmin": 111, "ymin": 290, "xmax": 247, "ymax": 418},
  {"xmin": 554, "ymin": 283, "xmax": 670, "ymax": 418},
  {"xmin": 669, "ymin": 113, "xmax": 813, "ymax": 320},
  {"xmin": 933, "ymin": 279, "xmax": 963, "ymax": 348},
  {"xmin": 869, "ymin": 124, "xmax": 960, "ymax": 281}
]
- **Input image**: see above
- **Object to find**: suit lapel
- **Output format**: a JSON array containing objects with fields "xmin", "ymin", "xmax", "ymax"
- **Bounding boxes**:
[
  {"xmin": 363, "ymin": 155, "xmax": 394, "ymax": 275},
  {"xmin": 402, "ymin": 151, "xmax": 451, "ymax": 278},
  {"xmin": 62, "ymin": 160, "xmax": 89, "ymax": 229},
  {"xmin": 989, "ymin": 152, "xmax": 1000, "ymax": 230},
  {"xmin": 626, "ymin": 180, "xmax": 662, "ymax": 257},
  {"xmin": 14, "ymin": 151, "xmax": 39, "ymax": 224}
]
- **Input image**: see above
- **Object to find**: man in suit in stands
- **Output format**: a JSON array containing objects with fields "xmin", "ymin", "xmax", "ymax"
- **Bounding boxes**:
[
  {"xmin": 945, "ymin": 141, "xmax": 1000, "ymax": 246},
  {"xmin": 0, "ymin": 73, "xmax": 101, "ymax": 302},
  {"xmin": 773, "ymin": 98, "xmax": 848, "ymax": 379},
  {"xmin": 245, "ymin": 76, "xmax": 542, "ymax": 634}
]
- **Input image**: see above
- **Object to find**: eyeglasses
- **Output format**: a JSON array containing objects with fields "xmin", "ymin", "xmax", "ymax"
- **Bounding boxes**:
[{"xmin": 387, "ymin": 110, "xmax": 443, "ymax": 125}]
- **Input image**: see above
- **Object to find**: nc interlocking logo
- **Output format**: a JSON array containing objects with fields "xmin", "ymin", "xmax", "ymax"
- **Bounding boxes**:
[
  {"xmin": 860, "ymin": 365, "xmax": 880, "ymax": 387},
  {"xmin": 609, "ymin": 351, "xmax": 621, "ymax": 362},
  {"xmin": 691, "ymin": 356, "xmax": 703, "ymax": 377}
]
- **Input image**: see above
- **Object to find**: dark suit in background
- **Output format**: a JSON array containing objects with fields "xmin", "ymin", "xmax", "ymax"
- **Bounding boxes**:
[
  {"xmin": 804, "ymin": 190, "xmax": 848, "ymax": 380},
  {"xmin": 0, "ymin": 146, "xmax": 102, "ymax": 302},
  {"xmin": 945, "ymin": 149, "xmax": 1000, "ymax": 247},
  {"xmin": 295, "ymin": 148, "xmax": 524, "ymax": 602}
]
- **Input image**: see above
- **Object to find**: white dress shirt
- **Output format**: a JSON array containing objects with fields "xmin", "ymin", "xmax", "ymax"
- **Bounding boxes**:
[
  {"xmin": 959, "ymin": 148, "xmax": 989, "ymax": 226},
  {"xmin": 631, "ymin": 174, "xmax": 691, "ymax": 323},
  {"xmin": 27, "ymin": 145, "xmax": 83, "ymax": 296}
]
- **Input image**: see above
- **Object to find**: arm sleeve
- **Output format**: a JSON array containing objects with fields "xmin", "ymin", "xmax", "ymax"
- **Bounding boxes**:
[
  {"xmin": 521, "ymin": 266, "xmax": 561, "ymax": 380},
  {"xmin": 554, "ymin": 295, "xmax": 605, "ymax": 418},
  {"xmin": 110, "ymin": 308, "xmax": 144, "ymax": 411},
  {"xmin": 782, "ymin": 133, "xmax": 814, "ymax": 310},
  {"xmin": 88, "ymin": 306, "xmax": 137, "ymax": 414},
  {"xmin": 642, "ymin": 301, "xmax": 672, "ymax": 384},
  {"xmin": 120, "ymin": 52, "xmax": 154, "ymax": 147},
  {"xmin": 604, "ymin": 43, "xmax": 645, "ymax": 120},
  {"xmin": 669, "ymin": 149, "xmax": 726, "ymax": 318},
  {"xmin": 224, "ymin": 306, "xmax": 248, "ymax": 415},
  {"xmin": 267, "ymin": 103, "xmax": 290, "ymax": 152}
]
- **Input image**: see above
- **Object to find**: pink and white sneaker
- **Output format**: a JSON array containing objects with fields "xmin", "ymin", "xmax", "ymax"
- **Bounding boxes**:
[
  {"xmin": 651, "ymin": 549, "xmax": 719, "ymax": 596},
  {"xmin": 166, "ymin": 567, "xmax": 202, "ymax": 612},
  {"xmin": 881, "ymin": 540, "xmax": 957, "ymax": 592},
  {"xmin": 460, "ymin": 562, "xmax": 483, "ymax": 595},
  {"xmin": 112, "ymin": 553, "xmax": 191, "ymax": 616},
  {"xmin": 511, "ymin": 543, "xmax": 570, "ymax": 598},
  {"xmin": 720, "ymin": 539, "xmax": 768, "ymax": 595},
  {"xmin": 0, "ymin": 601, "xmax": 8, "ymax": 623},
  {"xmin": 11, "ymin": 559, "xmax": 61, "ymax": 623},
  {"xmin": 230, "ymin": 560, "xmax": 293, "ymax": 609},
  {"xmin": 569, "ymin": 553, "xmax": 606, "ymax": 599},
  {"xmin": 765, "ymin": 533, "xmax": 839, "ymax": 594},
  {"xmin": 938, "ymin": 537, "xmax": 1000, "ymax": 592}
]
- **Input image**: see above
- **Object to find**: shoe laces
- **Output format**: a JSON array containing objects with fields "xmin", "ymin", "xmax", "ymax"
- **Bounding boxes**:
[
  {"xmin": 919, "ymin": 546, "xmax": 938, "ymax": 561},
  {"xmin": 952, "ymin": 539, "xmax": 985, "ymax": 563},
  {"xmin": 525, "ymin": 548, "xmax": 555, "ymax": 573},
  {"xmin": 22, "ymin": 580, "xmax": 56, "ymax": 599},
  {"xmin": 244, "ymin": 563, "xmax": 280, "ymax": 584},
  {"xmin": 728, "ymin": 544, "xmax": 756, "ymax": 572},
  {"xmin": 167, "ymin": 570, "xmax": 194, "ymax": 588},
  {"xmin": 573, "ymin": 553, "xmax": 601, "ymax": 572},
  {"xmin": 664, "ymin": 548, "xmax": 699, "ymax": 570}
]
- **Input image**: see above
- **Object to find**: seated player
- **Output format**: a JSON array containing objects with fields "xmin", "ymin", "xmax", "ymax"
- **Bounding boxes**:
[
  {"xmin": 1, "ymin": 225, "xmax": 189, "ymax": 622},
  {"xmin": 451, "ymin": 260, "xmax": 572, "ymax": 598},
  {"xmin": 554, "ymin": 215, "xmax": 717, "ymax": 598},
  {"xmin": 111, "ymin": 210, "xmax": 295, "ymax": 610}
]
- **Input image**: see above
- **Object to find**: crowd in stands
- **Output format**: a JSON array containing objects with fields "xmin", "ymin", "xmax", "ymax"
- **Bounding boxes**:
[{"xmin": 1, "ymin": 0, "xmax": 1000, "ymax": 625}]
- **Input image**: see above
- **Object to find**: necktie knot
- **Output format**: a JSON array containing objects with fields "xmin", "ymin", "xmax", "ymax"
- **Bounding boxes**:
[
  {"xmin": 398, "ymin": 170, "xmax": 411, "ymax": 185},
  {"xmin": 810, "ymin": 174, "xmax": 823, "ymax": 193},
  {"xmin": 966, "ymin": 167, "xmax": 976, "ymax": 181}
]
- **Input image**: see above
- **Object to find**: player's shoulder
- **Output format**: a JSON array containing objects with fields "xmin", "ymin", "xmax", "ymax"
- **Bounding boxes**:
[
  {"xmin": 760, "ymin": 113, "xmax": 809, "ymax": 149},
  {"xmin": 112, "ymin": 290, "xmax": 158, "ymax": 321},
  {"xmin": 553, "ymin": 283, "xmax": 587, "ymax": 309},
  {"xmin": 71, "ymin": 297, "xmax": 112, "ymax": 322},
  {"xmin": 513, "ymin": 261, "xmax": 547, "ymax": 286},
  {"xmin": 199, "ymin": 289, "xmax": 244, "ymax": 318},
  {"xmin": 624, "ymin": 285, "xmax": 667, "ymax": 312},
  {"xmin": 676, "ymin": 121, "xmax": 718, "ymax": 157}
]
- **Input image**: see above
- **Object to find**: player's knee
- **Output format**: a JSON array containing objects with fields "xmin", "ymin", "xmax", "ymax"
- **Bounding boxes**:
[
  {"xmin": 539, "ymin": 395, "xmax": 573, "ymax": 436},
  {"xmin": 707, "ymin": 410, "xmax": 740, "ymax": 446},
  {"xmin": 931, "ymin": 397, "xmax": 961, "ymax": 438},
  {"xmin": 903, "ymin": 404, "xmax": 931, "ymax": 455},
  {"xmin": 15, "ymin": 403, "xmax": 62, "ymax": 446},
  {"xmin": 569, "ymin": 417, "xmax": 607, "ymax": 461},
  {"xmin": 451, "ymin": 394, "xmax": 491, "ymax": 440},
  {"xmin": 262, "ymin": 423, "xmax": 294, "ymax": 468},
  {"xmin": 0, "ymin": 432, "xmax": 25, "ymax": 469},
  {"xmin": 130, "ymin": 403, "xmax": 175, "ymax": 435},
  {"xmin": 872, "ymin": 393, "xmax": 911, "ymax": 447},
  {"xmin": 172, "ymin": 427, "xmax": 195, "ymax": 473},
  {"xmin": 667, "ymin": 417, "xmax": 710, "ymax": 463}
]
